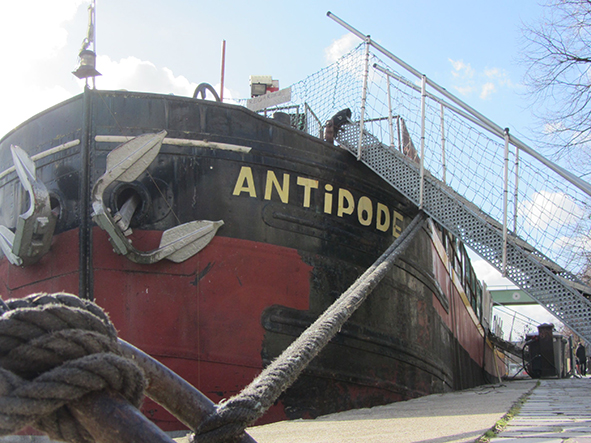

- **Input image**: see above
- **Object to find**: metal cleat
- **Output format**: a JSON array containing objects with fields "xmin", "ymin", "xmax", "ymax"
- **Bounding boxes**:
[
  {"xmin": 91, "ymin": 131, "xmax": 223, "ymax": 264},
  {"xmin": 0, "ymin": 145, "xmax": 57, "ymax": 266}
]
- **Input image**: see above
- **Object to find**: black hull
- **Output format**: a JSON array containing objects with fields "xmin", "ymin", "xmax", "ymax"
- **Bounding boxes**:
[{"xmin": 0, "ymin": 90, "xmax": 500, "ymax": 428}]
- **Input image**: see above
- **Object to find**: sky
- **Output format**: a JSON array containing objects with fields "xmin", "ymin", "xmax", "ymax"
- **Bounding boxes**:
[{"xmin": 0, "ymin": 0, "xmax": 562, "ymax": 331}]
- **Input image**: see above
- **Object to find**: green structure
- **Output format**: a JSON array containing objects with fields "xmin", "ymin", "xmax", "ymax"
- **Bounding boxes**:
[{"xmin": 490, "ymin": 288, "xmax": 536, "ymax": 305}]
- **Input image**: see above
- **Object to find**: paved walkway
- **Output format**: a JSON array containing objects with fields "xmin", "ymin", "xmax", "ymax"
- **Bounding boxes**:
[
  {"xmin": 491, "ymin": 378, "xmax": 591, "ymax": 443},
  {"xmin": 172, "ymin": 378, "xmax": 591, "ymax": 442},
  {"xmin": 247, "ymin": 380, "xmax": 537, "ymax": 442}
]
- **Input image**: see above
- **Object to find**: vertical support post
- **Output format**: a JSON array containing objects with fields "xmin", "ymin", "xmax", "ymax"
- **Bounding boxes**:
[
  {"xmin": 440, "ymin": 103, "xmax": 446, "ymax": 184},
  {"xmin": 386, "ymin": 73, "xmax": 395, "ymax": 149},
  {"xmin": 357, "ymin": 36, "xmax": 371, "ymax": 160},
  {"xmin": 220, "ymin": 40, "xmax": 226, "ymax": 102},
  {"xmin": 513, "ymin": 146, "xmax": 520, "ymax": 234},
  {"xmin": 419, "ymin": 75, "xmax": 427, "ymax": 209},
  {"xmin": 91, "ymin": 0, "xmax": 97, "ymax": 90},
  {"xmin": 396, "ymin": 116, "xmax": 402, "ymax": 152},
  {"xmin": 79, "ymin": 86, "xmax": 93, "ymax": 300},
  {"xmin": 502, "ymin": 128, "xmax": 510, "ymax": 276},
  {"xmin": 508, "ymin": 311, "xmax": 517, "ymax": 342}
]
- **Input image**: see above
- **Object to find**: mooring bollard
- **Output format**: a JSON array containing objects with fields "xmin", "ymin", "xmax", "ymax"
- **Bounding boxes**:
[
  {"xmin": 119, "ymin": 339, "xmax": 258, "ymax": 443},
  {"xmin": 70, "ymin": 390, "xmax": 177, "ymax": 443}
]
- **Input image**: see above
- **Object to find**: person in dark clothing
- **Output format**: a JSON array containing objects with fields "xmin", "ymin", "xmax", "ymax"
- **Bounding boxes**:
[
  {"xmin": 323, "ymin": 108, "xmax": 352, "ymax": 144},
  {"xmin": 576, "ymin": 343, "xmax": 587, "ymax": 376}
]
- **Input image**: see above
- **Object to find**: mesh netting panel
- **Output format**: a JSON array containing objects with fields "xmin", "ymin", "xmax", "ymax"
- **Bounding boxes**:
[{"xmin": 243, "ymin": 44, "xmax": 591, "ymax": 279}]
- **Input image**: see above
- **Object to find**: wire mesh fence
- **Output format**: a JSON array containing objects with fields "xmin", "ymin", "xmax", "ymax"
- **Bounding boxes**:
[{"xmin": 244, "ymin": 43, "xmax": 591, "ymax": 280}]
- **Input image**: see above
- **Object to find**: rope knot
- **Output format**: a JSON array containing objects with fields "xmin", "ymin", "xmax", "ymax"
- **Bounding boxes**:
[
  {"xmin": 0, "ymin": 292, "xmax": 146, "ymax": 443},
  {"xmin": 194, "ymin": 397, "xmax": 260, "ymax": 443}
]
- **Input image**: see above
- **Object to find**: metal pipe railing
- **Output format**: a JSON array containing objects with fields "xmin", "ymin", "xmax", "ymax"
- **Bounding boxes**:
[
  {"xmin": 440, "ymin": 103, "xmax": 447, "ymax": 184},
  {"xmin": 357, "ymin": 38, "xmax": 371, "ymax": 160},
  {"xmin": 419, "ymin": 75, "xmax": 427, "ymax": 209},
  {"xmin": 502, "ymin": 129, "xmax": 510, "ymax": 276},
  {"xmin": 327, "ymin": 11, "xmax": 591, "ymax": 199}
]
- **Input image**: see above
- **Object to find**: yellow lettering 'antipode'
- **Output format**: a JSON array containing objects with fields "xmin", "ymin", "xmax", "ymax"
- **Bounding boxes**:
[
  {"xmin": 264, "ymin": 170, "xmax": 290, "ymax": 203},
  {"xmin": 376, "ymin": 203, "xmax": 390, "ymax": 232},
  {"xmin": 232, "ymin": 166, "xmax": 257, "ymax": 197},
  {"xmin": 231, "ymin": 165, "xmax": 405, "ymax": 236},
  {"xmin": 296, "ymin": 177, "xmax": 319, "ymax": 208},
  {"xmin": 337, "ymin": 189, "xmax": 355, "ymax": 217},
  {"xmin": 393, "ymin": 210, "xmax": 404, "ymax": 238},
  {"xmin": 357, "ymin": 196, "xmax": 373, "ymax": 226}
]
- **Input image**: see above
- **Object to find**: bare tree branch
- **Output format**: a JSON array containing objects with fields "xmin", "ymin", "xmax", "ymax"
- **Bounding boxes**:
[{"xmin": 521, "ymin": 0, "xmax": 591, "ymax": 171}]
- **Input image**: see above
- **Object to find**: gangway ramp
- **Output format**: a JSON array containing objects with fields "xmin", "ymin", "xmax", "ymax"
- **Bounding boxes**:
[
  {"xmin": 336, "ymin": 124, "xmax": 591, "ymax": 343},
  {"xmin": 274, "ymin": 12, "xmax": 591, "ymax": 343}
]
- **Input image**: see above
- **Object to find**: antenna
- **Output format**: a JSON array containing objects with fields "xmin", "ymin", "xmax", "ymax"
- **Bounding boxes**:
[
  {"xmin": 73, "ymin": 0, "xmax": 101, "ymax": 88},
  {"xmin": 220, "ymin": 40, "xmax": 226, "ymax": 102}
]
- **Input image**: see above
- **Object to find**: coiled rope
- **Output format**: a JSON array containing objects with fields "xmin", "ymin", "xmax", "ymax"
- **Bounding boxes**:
[
  {"xmin": 195, "ymin": 211, "xmax": 427, "ymax": 443},
  {"xmin": 0, "ymin": 293, "xmax": 145, "ymax": 443}
]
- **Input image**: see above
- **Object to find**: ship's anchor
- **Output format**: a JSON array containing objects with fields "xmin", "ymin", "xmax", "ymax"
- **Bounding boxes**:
[
  {"xmin": 0, "ymin": 145, "xmax": 57, "ymax": 266},
  {"xmin": 91, "ymin": 130, "xmax": 223, "ymax": 264}
]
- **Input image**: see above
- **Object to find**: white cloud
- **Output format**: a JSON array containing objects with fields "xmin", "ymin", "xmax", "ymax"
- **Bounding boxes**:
[
  {"xmin": 92, "ymin": 56, "xmax": 239, "ymax": 102},
  {"xmin": 324, "ymin": 34, "xmax": 359, "ymax": 64},
  {"xmin": 0, "ymin": 1, "xmax": 87, "ymax": 137},
  {"xmin": 0, "ymin": 0, "xmax": 230, "ymax": 138},
  {"xmin": 543, "ymin": 121, "xmax": 565, "ymax": 135},
  {"xmin": 519, "ymin": 190, "xmax": 584, "ymax": 230},
  {"xmin": 480, "ymin": 82, "xmax": 496, "ymax": 99},
  {"xmin": 0, "ymin": 1, "xmax": 85, "ymax": 62},
  {"xmin": 448, "ymin": 58, "xmax": 474, "ymax": 78},
  {"xmin": 472, "ymin": 258, "xmax": 515, "ymax": 288},
  {"xmin": 211, "ymin": 83, "xmax": 239, "ymax": 104},
  {"xmin": 484, "ymin": 67, "xmax": 500, "ymax": 77},
  {"xmin": 449, "ymin": 59, "xmax": 517, "ymax": 99},
  {"xmin": 94, "ymin": 55, "xmax": 198, "ymax": 97},
  {"xmin": 0, "ymin": 84, "xmax": 74, "ymax": 137},
  {"xmin": 554, "ymin": 232, "xmax": 591, "ymax": 253},
  {"xmin": 455, "ymin": 85, "xmax": 475, "ymax": 95},
  {"xmin": 449, "ymin": 59, "xmax": 475, "ymax": 78},
  {"xmin": 449, "ymin": 59, "xmax": 476, "ymax": 96},
  {"xmin": 484, "ymin": 67, "xmax": 511, "ymax": 85}
]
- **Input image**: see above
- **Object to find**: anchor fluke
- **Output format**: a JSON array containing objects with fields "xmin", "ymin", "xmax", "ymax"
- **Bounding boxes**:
[
  {"xmin": 0, "ymin": 145, "xmax": 57, "ymax": 266},
  {"xmin": 0, "ymin": 226, "xmax": 21, "ymax": 266},
  {"xmin": 161, "ymin": 220, "xmax": 224, "ymax": 263},
  {"xmin": 91, "ymin": 131, "xmax": 223, "ymax": 264}
]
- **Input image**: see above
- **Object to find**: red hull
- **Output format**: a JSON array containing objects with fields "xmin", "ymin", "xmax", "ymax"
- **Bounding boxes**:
[{"xmin": 1, "ymin": 228, "xmax": 313, "ymax": 428}]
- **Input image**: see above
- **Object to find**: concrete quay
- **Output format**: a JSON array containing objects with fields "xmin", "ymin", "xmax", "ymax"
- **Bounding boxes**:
[
  {"xmin": 171, "ymin": 378, "xmax": 591, "ymax": 442},
  {"xmin": 247, "ymin": 379, "xmax": 537, "ymax": 442}
]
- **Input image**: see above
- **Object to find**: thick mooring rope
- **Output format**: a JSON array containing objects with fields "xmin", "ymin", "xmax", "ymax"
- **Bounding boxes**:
[
  {"xmin": 195, "ymin": 211, "xmax": 427, "ymax": 443},
  {"xmin": 0, "ymin": 293, "xmax": 146, "ymax": 443}
]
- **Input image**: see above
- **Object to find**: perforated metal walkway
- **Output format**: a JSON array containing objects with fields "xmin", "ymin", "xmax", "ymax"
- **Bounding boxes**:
[{"xmin": 336, "ymin": 127, "xmax": 591, "ymax": 343}]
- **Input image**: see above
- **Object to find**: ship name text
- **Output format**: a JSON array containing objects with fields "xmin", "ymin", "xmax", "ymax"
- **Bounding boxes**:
[{"xmin": 232, "ymin": 166, "xmax": 404, "ymax": 238}]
